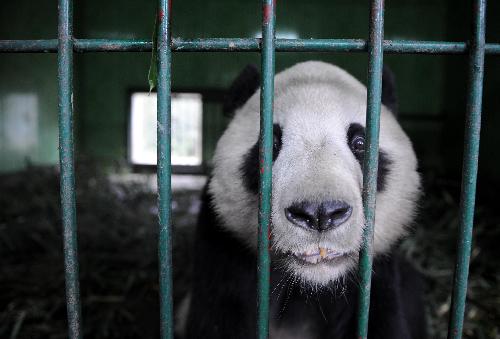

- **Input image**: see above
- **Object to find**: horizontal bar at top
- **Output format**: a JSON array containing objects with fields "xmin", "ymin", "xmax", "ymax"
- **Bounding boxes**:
[
  {"xmin": 1, "ymin": 38, "xmax": 500, "ymax": 55},
  {"xmin": 76, "ymin": 39, "xmax": 151, "ymax": 52},
  {"xmin": 0, "ymin": 39, "xmax": 58, "ymax": 52}
]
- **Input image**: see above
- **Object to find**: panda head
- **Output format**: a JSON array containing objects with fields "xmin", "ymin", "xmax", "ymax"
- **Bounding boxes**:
[{"xmin": 209, "ymin": 61, "xmax": 420, "ymax": 286}]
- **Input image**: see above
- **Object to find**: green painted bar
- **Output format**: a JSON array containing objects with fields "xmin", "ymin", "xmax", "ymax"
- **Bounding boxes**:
[
  {"xmin": 257, "ymin": 0, "xmax": 275, "ymax": 338},
  {"xmin": 57, "ymin": 0, "xmax": 82, "ymax": 338},
  {"xmin": 447, "ymin": 1, "xmax": 486, "ymax": 338},
  {"xmin": 74, "ymin": 39, "xmax": 500, "ymax": 54},
  {"xmin": 485, "ymin": 43, "xmax": 500, "ymax": 54},
  {"xmin": 384, "ymin": 40, "xmax": 465, "ymax": 54},
  {"xmin": 357, "ymin": 0, "xmax": 384, "ymax": 338},
  {"xmin": 0, "ymin": 39, "xmax": 58, "ymax": 52},
  {"xmin": 75, "ymin": 39, "xmax": 152, "ymax": 52},
  {"xmin": 1, "ymin": 38, "xmax": 500, "ymax": 55},
  {"xmin": 173, "ymin": 38, "xmax": 258, "ymax": 51},
  {"xmin": 157, "ymin": 1, "xmax": 174, "ymax": 339}
]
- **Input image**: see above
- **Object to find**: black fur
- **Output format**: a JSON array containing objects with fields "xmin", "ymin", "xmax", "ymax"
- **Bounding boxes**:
[
  {"xmin": 227, "ymin": 64, "xmax": 396, "ymax": 195},
  {"xmin": 240, "ymin": 124, "xmax": 282, "ymax": 195},
  {"xmin": 223, "ymin": 64, "xmax": 398, "ymax": 116},
  {"xmin": 223, "ymin": 64, "xmax": 261, "ymax": 116},
  {"xmin": 382, "ymin": 65, "xmax": 398, "ymax": 114},
  {"xmin": 185, "ymin": 188, "xmax": 426, "ymax": 339},
  {"xmin": 186, "ymin": 64, "xmax": 422, "ymax": 338},
  {"xmin": 186, "ymin": 187, "xmax": 257, "ymax": 338},
  {"xmin": 347, "ymin": 123, "xmax": 391, "ymax": 192},
  {"xmin": 240, "ymin": 123, "xmax": 391, "ymax": 195}
]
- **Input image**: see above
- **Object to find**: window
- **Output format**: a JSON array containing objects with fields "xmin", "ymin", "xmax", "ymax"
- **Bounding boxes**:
[{"xmin": 129, "ymin": 92, "xmax": 203, "ymax": 167}]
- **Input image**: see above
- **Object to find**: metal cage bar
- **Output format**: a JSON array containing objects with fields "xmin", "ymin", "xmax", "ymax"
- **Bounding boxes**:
[
  {"xmin": 257, "ymin": 0, "xmax": 275, "ymax": 338},
  {"xmin": 157, "ymin": 0, "xmax": 174, "ymax": 338},
  {"xmin": 1, "ymin": 38, "xmax": 500, "ymax": 54},
  {"xmin": 356, "ymin": 0, "xmax": 385, "ymax": 338},
  {"xmin": 447, "ymin": 1, "xmax": 487, "ymax": 338},
  {"xmin": 57, "ymin": 0, "xmax": 82, "ymax": 338}
]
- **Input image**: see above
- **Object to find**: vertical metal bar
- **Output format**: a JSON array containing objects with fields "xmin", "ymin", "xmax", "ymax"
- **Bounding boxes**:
[
  {"xmin": 157, "ymin": 1, "xmax": 174, "ymax": 338},
  {"xmin": 447, "ymin": 1, "xmax": 486, "ymax": 338},
  {"xmin": 257, "ymin": 0, "xmax": 275, "ymax": 338},
  {"xmin": 57, "ymin": 0, "xmax": 82, "ymax": 338},
  {"xmin": 357, "ymin": 0, "xmax": 384, "ymax": 338}
]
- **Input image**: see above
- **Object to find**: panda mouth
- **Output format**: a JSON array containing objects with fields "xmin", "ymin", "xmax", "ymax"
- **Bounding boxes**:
[{"xmin": 291, "ymin": 248, "xmax": 349, "ymax": 265}]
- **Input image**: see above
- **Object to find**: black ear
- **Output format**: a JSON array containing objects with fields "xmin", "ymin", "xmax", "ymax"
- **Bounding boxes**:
[
  {"xmin": 223, "ymin": 64, "xmax": 261, "ymax": 116},
  {"xmin": 382, "ymin": 65, "xmax": 398, "ymax": 115}
]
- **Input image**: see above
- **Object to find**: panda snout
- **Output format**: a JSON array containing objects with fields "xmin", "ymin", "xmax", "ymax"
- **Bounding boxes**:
[{"xmin": 284, "ymin": 200, "xmax": 352, "ymax": 232}]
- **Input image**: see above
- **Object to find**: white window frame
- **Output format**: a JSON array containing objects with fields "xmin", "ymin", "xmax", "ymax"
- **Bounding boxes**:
[{"xmin": 129, "ymin": 92, "xmax": 203, "ymax": 169}]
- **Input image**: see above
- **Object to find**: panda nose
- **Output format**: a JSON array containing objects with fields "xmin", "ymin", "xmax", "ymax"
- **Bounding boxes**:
[{"xmin": 285, "ymin": 200, "xmax": 352, "ymax": 232}]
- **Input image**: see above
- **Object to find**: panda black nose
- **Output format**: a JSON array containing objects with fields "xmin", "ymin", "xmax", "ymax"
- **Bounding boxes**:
[{"xmin": 285, "ymin": 200, "xmax": 352, "ymax": 232}]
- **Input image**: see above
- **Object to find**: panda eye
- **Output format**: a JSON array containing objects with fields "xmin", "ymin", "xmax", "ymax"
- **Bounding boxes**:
[
  {"xmin": 272, "ymin": 124, "xmax": 283, "ymax": 161},
  {"xmin": 350, "ymin": 135, "xmax": 365, "ymax": 153},
  {"xmin": 347, "ymin": 123, "xmax": 366, "ymax": 157},
  {"xmin": 273, "ymin": 134, "xmax": 280, "ymax": 151}
]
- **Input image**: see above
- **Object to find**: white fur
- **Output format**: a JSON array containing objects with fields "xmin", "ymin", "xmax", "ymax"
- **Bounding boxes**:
[{"xmin": 209, "ymin": 61, "xmax": 420, "ymax": 285}]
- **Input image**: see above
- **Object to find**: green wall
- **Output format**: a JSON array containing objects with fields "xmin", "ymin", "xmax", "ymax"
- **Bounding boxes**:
[
  {"xmin": 0, "ymin": 1, "xmax": 58, "ymax": 171},
  {"xmin": 1, "ymin": 0, "xmax": 499, "ymax": 185}
]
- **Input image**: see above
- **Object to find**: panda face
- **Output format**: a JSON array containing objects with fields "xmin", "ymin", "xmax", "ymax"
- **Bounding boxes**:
[{"xmin": 209, "ymin": 61, "xmax": 420, "ymax": 286}]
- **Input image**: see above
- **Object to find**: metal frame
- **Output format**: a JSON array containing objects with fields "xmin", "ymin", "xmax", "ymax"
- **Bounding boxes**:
[
  {"xmin": 356, "ymin": 1, "xmax": 384, "ymax": 336},
  {"xmin": 0, "ymin": 0, "xmax": 494, "ymax": 338},
  {"xmin": 2, "ymin": 38, "xmax": 500, "ymax": 54}
]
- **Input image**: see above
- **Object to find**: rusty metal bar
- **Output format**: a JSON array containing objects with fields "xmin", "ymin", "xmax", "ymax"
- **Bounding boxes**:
[
  {"xmin": 1, "ymin": 38, "xmax": 500, "ymax": 55},
  {"xmin": 256, "ymin": 0, "xmax": 276, "ymax": 338},
  {"xmin": 447, "ymin": 0, "xmax": 487, "ymax": 338},
  {"xmin": 157, "ymin": 0, "xmax": 174, "ymax": 338},
  {"xmin": 57, "ymin": 0, "xmax": 82, "ymax": 337},
  {"xmin": 357, "ymin": 0, "xmax": 384, "ymax": 337}
]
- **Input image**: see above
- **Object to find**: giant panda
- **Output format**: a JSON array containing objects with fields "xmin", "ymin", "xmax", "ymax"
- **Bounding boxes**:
[{"xmin": 183, "ymin": 61, "xmax": 425, "ymax": 339}]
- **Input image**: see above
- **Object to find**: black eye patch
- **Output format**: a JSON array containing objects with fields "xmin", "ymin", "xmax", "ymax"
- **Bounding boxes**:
[
  {"xmin": 273, "ymin": 124, "xmax": 282, "ymax": 159},
  {"xmin": 346, "ymin": 123, "xmax": 391, "ymax": 192},
  {"xmin": 240, "ymin": 124, "xmax": 283, "ymax": 195}
]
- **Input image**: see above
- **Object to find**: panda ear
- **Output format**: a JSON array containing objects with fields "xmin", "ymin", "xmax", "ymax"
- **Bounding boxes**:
[
  {"xmin": 382, "ymin": 65, "xmax": 399, "ymax": 115},
  {"xmin": 223, "ymin": 64, "xmax": 261, "ymax": 117},
  {"xmin": 223, "ymin": 64, "xmax": 398, "ymax": 116}
]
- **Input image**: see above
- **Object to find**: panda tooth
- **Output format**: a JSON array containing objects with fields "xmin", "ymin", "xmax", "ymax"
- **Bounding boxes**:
[{"xmin": 293, "ymin": 248, "xmax": 349, "ymax": 263}]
